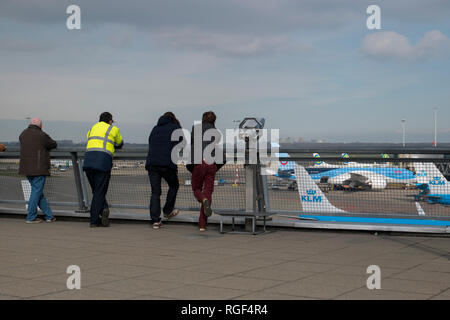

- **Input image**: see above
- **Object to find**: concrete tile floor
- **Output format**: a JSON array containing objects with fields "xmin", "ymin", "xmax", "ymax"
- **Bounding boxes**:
[{"xmin": 0, "ymin": 217, "xmax": 448, "ymax": 300}]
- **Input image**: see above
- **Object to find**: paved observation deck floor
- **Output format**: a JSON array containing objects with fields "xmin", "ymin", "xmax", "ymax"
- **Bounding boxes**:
[{"xmin": 0, "ymin": 216, "xmax": 449, "ymax": 300}]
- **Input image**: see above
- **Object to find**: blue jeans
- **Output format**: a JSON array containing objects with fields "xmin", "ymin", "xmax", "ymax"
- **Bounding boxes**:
[{"xmin": 27, "ymin": 176, "xmax": 53, "ymax": 221}]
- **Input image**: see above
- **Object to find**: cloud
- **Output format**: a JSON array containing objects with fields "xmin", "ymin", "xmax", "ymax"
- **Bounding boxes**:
[
  {"xmin": 153, "ymin": 29, "xmax": 312, "ymax": 58},
  {"xmin": 415, "ymin": 30, "xmax": 450, "ymax": 58},
  {"xmin": 0, "ymin": 0, "xmax": 359, "ymax": 32},
  {"xmin": 361, "ymin": 30, "xmax": 450, "ymax": 61},
  {"xmin": 2, "ymin": 1, "xmax": 449, "ymax": 58},
  {"xmin": 2, "ymin": 1, "xmax": 450, "ymax": 40}
]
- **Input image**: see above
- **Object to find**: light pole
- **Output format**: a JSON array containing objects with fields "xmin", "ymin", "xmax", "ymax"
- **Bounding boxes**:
[
  {"xmin": 232, "ymin": 120, "xmax": 241, "ymax": 187},
  {"xmin": 401, "ymin": 119, "xmax": 406, "ymax": 147},
  {"xmin": 433, "ymin": 108, "xmax": 438, "ymax": 147}
]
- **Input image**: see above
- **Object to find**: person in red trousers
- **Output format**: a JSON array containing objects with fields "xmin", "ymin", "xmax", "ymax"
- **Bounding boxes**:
[{"xmin": 188, "ymin": 111, "xmax": 223, "ymax": 231}]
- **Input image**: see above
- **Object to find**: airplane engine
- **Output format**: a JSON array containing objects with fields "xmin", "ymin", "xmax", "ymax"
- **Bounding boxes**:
[
  {"xmin": 369, "ymin": 178, "xmax": 387, "ymax": 190},
  {"xmin": 328, "ymin": 173, "xmax": 351, "ymax": 185}
]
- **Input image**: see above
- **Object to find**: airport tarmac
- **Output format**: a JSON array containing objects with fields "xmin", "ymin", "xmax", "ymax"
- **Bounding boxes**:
[{"xmin": 1, "ymin": 163, "xmax": 450, "ymax": 219}]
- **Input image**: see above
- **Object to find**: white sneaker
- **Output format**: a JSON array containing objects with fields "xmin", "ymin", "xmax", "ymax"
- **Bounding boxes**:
[{"xmin": 153, "ymin": 222, "xmax": 163, "ymax": 229}]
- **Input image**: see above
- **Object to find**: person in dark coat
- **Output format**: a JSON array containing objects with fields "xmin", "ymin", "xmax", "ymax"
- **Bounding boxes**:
[
  {"xmin": 19, "ymin": 118, "xmax": 57, "ymax": 223},
  {"xmin": 189, "ymin": 111, "xmax": 223, "ymax": 231},
  {"xmin": 145, "ymin": 112, "xmax": 182, "ymax": 229}
]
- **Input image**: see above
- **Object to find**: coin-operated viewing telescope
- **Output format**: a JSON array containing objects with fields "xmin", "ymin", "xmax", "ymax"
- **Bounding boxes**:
[
  {"xmin": 219, "ymin": 117, "xmax": 271, "ymax": 234},
  {"xmin": 238, "ymin": 118, "xmax": 266, "ymax": 163},
  {"xmin": 238, "ymin": 117, "xmax": 265, "ymax": 141},
  {"xmin": 239, "ymin": 117, "xmax": 265, "ymax": 130},
  {"xmin": 238, "ymin": 117, "xmax": 268, "ymax": 230}
]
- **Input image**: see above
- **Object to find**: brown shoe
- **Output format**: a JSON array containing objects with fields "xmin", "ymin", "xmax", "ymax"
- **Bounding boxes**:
[
  {"xmin": 202, "ymin": 199, "xmax": 212, "ymax": 217},
  {"xmin": 45, "ymin": 217, "xmax": 56, "ymax": 223},
  {"xmin": 164, "ymin": 209, "xmax": 179, "ymax": 219}
]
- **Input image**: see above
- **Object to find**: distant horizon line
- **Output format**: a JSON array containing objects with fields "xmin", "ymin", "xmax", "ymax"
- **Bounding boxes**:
[
  {"xmin": 3, "ymin": 140, "xmax": 450, "ymax": 146},
  {"xmin": 1, "ymin": 118, "xmax": 448, "ymax": 144}
]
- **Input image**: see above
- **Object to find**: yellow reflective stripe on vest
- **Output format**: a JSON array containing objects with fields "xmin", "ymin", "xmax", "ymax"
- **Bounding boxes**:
[
  {"xmin": 88, "ymin": 136, "xmax": 114, "ymax": 144},
  {"xmin": 103, "ymin": 125, "xmax": 115, "ymax": 150}
]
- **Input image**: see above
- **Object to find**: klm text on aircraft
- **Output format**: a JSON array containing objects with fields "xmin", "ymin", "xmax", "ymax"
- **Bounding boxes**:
[{"xmin": 301, "ymin": 189, "xmax": 322, "ymax": 203}]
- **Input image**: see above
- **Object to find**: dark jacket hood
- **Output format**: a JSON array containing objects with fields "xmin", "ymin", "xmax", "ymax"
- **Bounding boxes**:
[
  {"xmin": 157, "ymin": 115, "xmax": 173, "ymax": 126},
  {"xmin": 146, "ymin": 116, "xmax": 182, "ymax": 170}
]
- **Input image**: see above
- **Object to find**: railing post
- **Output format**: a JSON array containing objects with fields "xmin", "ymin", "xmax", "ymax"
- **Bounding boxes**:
[
  {"xmin": 245, "ymin": 164, "xmax": 256, "ymax": 231},
  {"xmin": 245, "ymin": 164, "xmax": 256, "ymax": 212},
  {"xmin": 260, "ymin": 173, "xmax": 270, "ymax": 212},
  {"xmin": 78, "ymin": 157, "xmax": 90, "ymax": 208},
  {"xmin": 70, "ymin": 152, "xmax": 89, "ymax": 212}
]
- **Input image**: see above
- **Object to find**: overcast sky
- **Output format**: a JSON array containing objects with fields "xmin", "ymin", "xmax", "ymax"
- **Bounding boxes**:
[{"xmin": 0, "ymin": 0, "xmax": 449, "ymax": 143}]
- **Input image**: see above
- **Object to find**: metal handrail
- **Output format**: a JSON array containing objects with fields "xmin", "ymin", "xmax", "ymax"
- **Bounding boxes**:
[
  {"xmin": 2, "ymin": 147, "xmax": 449, "ymax": 163},
  {"xmin": 2, "ymin": 146, "xmax": 450, "ymax": 154},
  {"xmin": 275, "ymin": 157, "xmax": 450, "ymax": 163},
  {"xmin": 2, "ymin": 149, "xmax": 450, "ymax": 226}
]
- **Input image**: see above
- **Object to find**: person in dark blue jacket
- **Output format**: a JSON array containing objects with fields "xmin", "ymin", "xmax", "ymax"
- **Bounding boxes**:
[{"xmin": 145, "ymin": 112, "xmax": 182, "ymax": 229}]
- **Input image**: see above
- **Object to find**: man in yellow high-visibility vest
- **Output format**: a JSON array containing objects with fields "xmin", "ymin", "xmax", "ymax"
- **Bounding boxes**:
[{"xmin": 83, "ymin": 112, "xmax": 123, "ymax": 227}]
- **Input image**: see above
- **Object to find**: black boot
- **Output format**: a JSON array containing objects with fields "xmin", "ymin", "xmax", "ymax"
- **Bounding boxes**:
[{"xmin": 101, "ymin": 208, "xmax": 110, "ymax": 227}]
